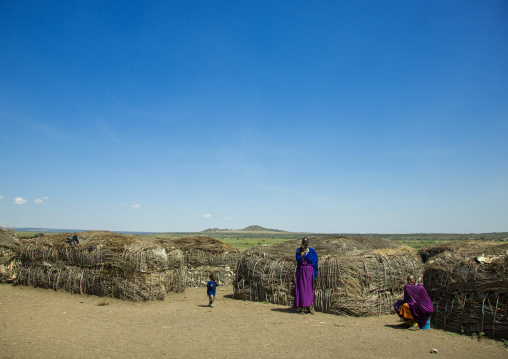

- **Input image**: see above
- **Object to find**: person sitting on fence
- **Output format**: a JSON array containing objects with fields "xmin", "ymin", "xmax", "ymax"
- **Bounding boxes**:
[
  {"xmin": 207, "ymin": 274, "xmax": 218, "ymax": 308},
  {"xmin": 66, "ymin": 233, "xmax": 80, "ymax": 245},
  {"xmin": 394, "ymin": 275, "xmax": 433, "ymax": 330},
  {"xmin": 295, "ymin": 237, "xmax": 318, "ymax": 314}
]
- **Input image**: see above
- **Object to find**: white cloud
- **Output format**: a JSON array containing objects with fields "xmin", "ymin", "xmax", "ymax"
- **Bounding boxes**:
[
  {"xmin": 120, "ymin": 203, "xmax": 140, "ymax": 208},
  {"xmin": 225, "ymin": 217, "xmax": 233, "ymax": 220},
  {"xmin": 14, "ymin": 197, "xmax": 27, "ymax": 205},
  {"xmin": 0, "ymin": 195, "xmax": 3, "ymax": 200},
  {"xmin": 43, "ymin": 196, "xmax": 50, "ymax": 201},
  {"xmin": 203, "ymin": 214, "xmax": 212, "ymax": 218},
  {"xmin": 34, "ymin": 199, "xmax": 44, "ymax": 205}
]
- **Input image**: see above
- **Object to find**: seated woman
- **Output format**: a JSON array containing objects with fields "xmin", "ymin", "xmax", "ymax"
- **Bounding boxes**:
[{"xmin": 394, "ymin": 275, "xmax": 433, "ymax": 330}]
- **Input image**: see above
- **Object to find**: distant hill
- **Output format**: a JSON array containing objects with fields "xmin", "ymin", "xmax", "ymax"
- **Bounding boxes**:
[
  {"xmin": 241, "ymin": 225, "xmax": 285, "ymax": 232},
  {"xmin": 201, "ymin": 225, "xmax": 285, "ymax": 233},
  {"xmin": 201, "ymin": 228, "xmax": 232, "ymax": 232}
]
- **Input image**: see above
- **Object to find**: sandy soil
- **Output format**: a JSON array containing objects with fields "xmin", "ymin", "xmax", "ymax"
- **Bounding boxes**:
[{"xmin": 0, "ymin": 284, "xmax": 506, "ymax": 359}]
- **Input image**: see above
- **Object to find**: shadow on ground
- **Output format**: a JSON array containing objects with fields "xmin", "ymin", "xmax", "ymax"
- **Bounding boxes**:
[
  {"xmin": 384, "ymin": 323, "xmax": 410, "ymax": 330},
  {"xmin": 270, "ymin": 307, "xmax": 298, "ymax": 314}
]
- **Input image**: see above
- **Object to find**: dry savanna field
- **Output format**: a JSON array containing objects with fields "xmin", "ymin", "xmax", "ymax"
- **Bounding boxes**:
[
  {"xmin": 1, "ymin": 284, "xmax": 507, "ymax": 359},
  {"xmin": 1, "ymin": 228, "xmax": 507, "ymax": 358}
]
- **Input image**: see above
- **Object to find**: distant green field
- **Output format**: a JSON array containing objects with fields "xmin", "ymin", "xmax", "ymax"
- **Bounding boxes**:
[
  {"xmin": 216, "ymin": 237, "xmax": 294, "ymax": 251},
  {"xmin": 149, "ymin": 233, "xmax": 299, "ymax": 251},
  {"xmin": 13, "ymin": 229, "xmax": 507, "ymax": 252},
  {"xmin": 151, "ymin": 231, "xmax": 507, "ymax": 251},
  {"xmin": 218, "ymin": 238, "xmax": 444, "ymax": 251}
]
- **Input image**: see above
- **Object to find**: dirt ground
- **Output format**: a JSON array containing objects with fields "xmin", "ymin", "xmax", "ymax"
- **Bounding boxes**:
[{"xmin": 0, "ymin": 284, "xmax": 506, "ymax": 359}]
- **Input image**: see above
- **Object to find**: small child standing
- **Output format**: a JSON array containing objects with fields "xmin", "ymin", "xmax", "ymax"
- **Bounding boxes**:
[{"xmin": 207, "ymin": 274, "xmax": 218, "ymax": 307}]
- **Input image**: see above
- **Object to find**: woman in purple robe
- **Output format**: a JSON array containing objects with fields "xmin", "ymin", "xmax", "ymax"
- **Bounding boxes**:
[
  {"xmin": 394, "ymin": 275, "xmax": 433, "ymax": 330},
  {"xmin": 295, "ymin": 237, "xmax": 318, "ymax": 314}
]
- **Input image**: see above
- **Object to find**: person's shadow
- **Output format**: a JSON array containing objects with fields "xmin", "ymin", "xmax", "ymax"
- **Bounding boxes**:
[
  {"xmin": 384, "ymin": 323, "xmax": 410, "ymax": 330},
  {"xmin": 270, "ymin": 307, "xmax": 299, "ymax": 314}
]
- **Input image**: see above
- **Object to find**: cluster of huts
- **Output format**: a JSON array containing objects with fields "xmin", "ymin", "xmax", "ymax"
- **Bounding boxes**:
[
  {"xmin": 1, "ymin": 228, "xmax": 506, "ymax": 340},
  {"xmin": 0, "ymin": 229, "xmax": 239, "ymax": 300}
]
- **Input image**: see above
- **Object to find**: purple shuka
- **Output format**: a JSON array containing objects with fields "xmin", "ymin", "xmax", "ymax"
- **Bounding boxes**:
[
  {"xmin": 295, "ymin": 247, "xmax": 318, "ymax": 308},
  {"xmin": 295, "ymin": 257, "xmax": 315, "ymax": 307},
  {"xmin": 403, "ymin": 283, "xmax": 434, "ymax": 328}
]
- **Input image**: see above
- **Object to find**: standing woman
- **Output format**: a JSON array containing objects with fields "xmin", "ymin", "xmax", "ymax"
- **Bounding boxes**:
[{"xmin": 295, "ymin": 237, "xmax": 318, "ymax": 313}]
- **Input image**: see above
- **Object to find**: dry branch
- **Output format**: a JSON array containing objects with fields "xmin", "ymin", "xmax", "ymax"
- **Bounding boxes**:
[
  {"xmin": 154, "ymin": 236, "xmax": 240, "ymax": 287},
  {"xmin": 422, "ymin": 241, "xmax": 508, "ymax": 339}
]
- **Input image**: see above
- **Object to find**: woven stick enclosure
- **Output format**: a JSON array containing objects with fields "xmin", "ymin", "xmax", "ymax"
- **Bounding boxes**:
[
  {"xmin": 0, "ymin": 228, "xmax": 21, "ymax": 283},
  {"xmin": 422, "ymin": 241, "xmax": 508, "ymax": 339},
  {"xmin": 16, "ymin": 231, "xmax": 186, "ymax": 300},
  {"xmin": 234, "ymin": 236, "xmax": 423, "ymax": 316},
  {"xmin": 154, "ymin": 236, "xmax": 240, "ymax": 287}
]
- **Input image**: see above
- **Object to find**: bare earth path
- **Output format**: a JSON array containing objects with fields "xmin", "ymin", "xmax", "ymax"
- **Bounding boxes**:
[{"xmin": 0, "ymin": 284, "xmax": 506, "ymax": 359}]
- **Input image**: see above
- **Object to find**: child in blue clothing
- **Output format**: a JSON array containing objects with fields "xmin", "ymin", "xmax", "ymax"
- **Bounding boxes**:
[{"xmin": 207, "ymin": 274, "xmax": 218, "ymax": 307}]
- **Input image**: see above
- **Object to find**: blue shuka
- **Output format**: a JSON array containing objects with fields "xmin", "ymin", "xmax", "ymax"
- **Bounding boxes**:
[{"xmin": 296, "ymin": 247, "xmax": 318, "ymax": 278}]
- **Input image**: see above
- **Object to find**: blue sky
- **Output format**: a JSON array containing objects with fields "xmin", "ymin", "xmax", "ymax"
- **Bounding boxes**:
[{"xmin": 1, "ymin": 1, "xmax": 507, "ymax": 233}]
